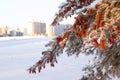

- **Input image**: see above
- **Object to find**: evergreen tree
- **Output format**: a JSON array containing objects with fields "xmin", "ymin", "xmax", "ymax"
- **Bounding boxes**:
[{"xmin": 28, "ymin": 0, "xmax": 120, "ymax": 79}]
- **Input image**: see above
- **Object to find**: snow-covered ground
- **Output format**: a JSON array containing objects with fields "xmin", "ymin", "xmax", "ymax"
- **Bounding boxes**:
[{"xmin": 0, "ymin": 36, "xmax": 118, "ymax": 80}]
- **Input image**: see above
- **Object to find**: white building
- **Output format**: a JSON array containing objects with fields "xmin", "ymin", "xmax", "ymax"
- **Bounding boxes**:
[
  {"xmin": 33, "ymin": 22, "xmax": 46, "ymax": 35},
  {"xmin": 53, "ymin": 24, "xmax": 70, "ymax": 36},
  {"xmin": 26, "ymin": 21, "xmax": 46, "ymax": 36},
  {"xmin": 46, "ymin": 25, "xmax": 54, "ymax": 37}
]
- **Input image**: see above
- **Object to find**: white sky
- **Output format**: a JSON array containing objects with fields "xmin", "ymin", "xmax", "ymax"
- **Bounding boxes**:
[
  {"xmin": 0, "ymin": 0, "xmax": 67, "ymax": 27},
  {"xmin": 0, "ymin": 0, "xmax": 100, "ymax": 28}
]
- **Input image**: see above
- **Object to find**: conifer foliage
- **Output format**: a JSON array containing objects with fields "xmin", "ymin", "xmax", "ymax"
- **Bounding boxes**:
[{"xmin": 28, "ymin": 0, "xmax": 120, "ymax": 79}]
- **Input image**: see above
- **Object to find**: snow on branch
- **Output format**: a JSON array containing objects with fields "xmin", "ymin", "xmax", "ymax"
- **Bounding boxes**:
[
  {"xmin": 29, "ymin": 0, "xmax": 120, "ymax": 79},
  {"xmin": 52, "ymin": 0, "xmax": 96, "ymax": 25}
]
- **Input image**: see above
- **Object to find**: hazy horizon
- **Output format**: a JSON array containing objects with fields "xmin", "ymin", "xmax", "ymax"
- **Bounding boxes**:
[{"xmin": 0, "ymin": 0, "xmax": 66, "ymax": 28}]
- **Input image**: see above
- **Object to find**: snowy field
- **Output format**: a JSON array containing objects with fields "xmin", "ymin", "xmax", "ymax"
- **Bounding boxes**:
[{"xmin": 0, "ymin": 36, "xmax": 118, "ymax": 80}]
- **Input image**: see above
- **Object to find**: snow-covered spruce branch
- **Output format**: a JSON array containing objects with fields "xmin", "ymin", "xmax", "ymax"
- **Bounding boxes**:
[
  {"xmin": 52, "ymin": 0, "xmax": 95, "ymax": 25},
  {"xmin": 29, "ymin": 0, "xmax": 120, "ymax": 79},
  {"xmin": 28, "ymin": 41, "xmax": 63, "ymax": 73},
  {"xmin": 80, "ymin": 41, "xmax": 120, "ymax": 80}
]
